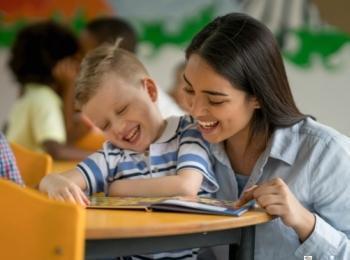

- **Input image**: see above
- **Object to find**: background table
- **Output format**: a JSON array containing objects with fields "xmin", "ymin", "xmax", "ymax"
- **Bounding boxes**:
[
  {"xmin": 85, "ymin": 208, "xmax": 272, "ymax": 259},
  {"xmin": 52, "ymin": 160, "xmax": 78, "ymax": 172}
]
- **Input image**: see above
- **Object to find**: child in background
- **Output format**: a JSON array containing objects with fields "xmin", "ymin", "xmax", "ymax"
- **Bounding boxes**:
[
  {"xmin": 6, "ymin": 21, "xmax": 91, "ymax": 160},
  {"xmin": 169, "ymin": 61, "xmax": 191, "ymax": 113},
  {"xmin": 0, "ymin": 132, "xmax": 23, "ymax": 185},
  {"xmin": 79, "ymin": 16, "xmax": 137, "ymax": 54},
  {"xmin": 39, "ymin": 42, "xmax": 218, "ymax": 260}
]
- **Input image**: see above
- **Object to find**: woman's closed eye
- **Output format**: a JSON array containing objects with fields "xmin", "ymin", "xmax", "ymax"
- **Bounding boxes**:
[
  {"xmin": 183, "ymin": 86, "xmax": 195, "ymax": 95},
  {"xmin": 208, "ymin": 99, "xmax": 227, "ymax": 105}
]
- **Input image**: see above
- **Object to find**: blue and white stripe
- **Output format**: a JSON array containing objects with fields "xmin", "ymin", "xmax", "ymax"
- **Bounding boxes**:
[
  {"xmin": 77, "ymin": 115, "xmax": 218, "ymax": 197},
  {"xmin": 77, "ymin": 115, "xmax": 218, "ymax": 259}
]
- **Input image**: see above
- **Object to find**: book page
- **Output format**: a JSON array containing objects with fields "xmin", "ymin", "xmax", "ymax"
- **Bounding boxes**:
[
  {"xmin": 88, "ymin": 196, "xmax": 168, "ymax": 210},
  {"xmin": 151, "ymin": 197, "xmax": 255, "ymax": 216},
  {"xmin": 87, "ymin": 195, "xmax": 255, "ymax": 216}
]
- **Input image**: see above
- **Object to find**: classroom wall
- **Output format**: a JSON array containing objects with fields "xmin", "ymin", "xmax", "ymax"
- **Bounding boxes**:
[{"xmin": 1, "ymin": 0, "xmax": 350, "ymax": 135}]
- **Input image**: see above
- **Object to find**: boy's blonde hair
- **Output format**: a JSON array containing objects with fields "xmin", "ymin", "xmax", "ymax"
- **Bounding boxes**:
[{"xmin": 75, "ymin": 39, "xmax": 149, "ymax": 109}]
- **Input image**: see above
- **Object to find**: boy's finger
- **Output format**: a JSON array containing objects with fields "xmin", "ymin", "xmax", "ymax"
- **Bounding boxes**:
[
  {"xmin": 63, "ymin": 191, "xmax": 78, "ymax": 204},
  {"xmin": 70, "ymin": 188, "xmax": 89, "ymax": 206},
  {"xmin": 234, "ymin": 185, "xmax": 258, "ymax": 208},
  {"xmin": 79, "ymin": 190, "xmax": 90, "ymax": 206},
  {"xmin": 81, "ymin": 191, "xmax": 90, "ymax": 205}
]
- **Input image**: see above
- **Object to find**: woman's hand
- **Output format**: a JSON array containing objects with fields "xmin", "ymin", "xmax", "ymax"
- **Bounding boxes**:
[{"xmin": 235, "ymin": 178, "xmax": 315, "ymax": 241}]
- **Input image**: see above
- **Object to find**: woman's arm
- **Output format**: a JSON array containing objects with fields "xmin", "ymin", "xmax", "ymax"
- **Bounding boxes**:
[{"xmin": 236, "ymin": 138, "xmax": 350, "ymax": 259}]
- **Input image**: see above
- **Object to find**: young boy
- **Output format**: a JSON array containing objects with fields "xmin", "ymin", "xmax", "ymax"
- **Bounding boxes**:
[{"xmin": 39, "ymin": 42, "xmax": 218, "ymax": 259}]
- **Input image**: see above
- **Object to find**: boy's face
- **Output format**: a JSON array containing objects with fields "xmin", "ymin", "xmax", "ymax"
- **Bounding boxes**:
[{"xmin": 81, "ymin": 73, "xmax": 164, "ymax": 152}]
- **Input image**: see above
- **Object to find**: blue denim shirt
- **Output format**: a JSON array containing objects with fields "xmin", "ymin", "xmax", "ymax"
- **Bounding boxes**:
[{"xmin": 211, "ymin": 118, "xmax": 350, "ymax": 259}]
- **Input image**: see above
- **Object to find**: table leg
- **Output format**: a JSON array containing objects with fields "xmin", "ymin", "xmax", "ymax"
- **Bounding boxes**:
[{"xmin": 229, "ymin": 226, "xmax": 255, "ymax": 260}]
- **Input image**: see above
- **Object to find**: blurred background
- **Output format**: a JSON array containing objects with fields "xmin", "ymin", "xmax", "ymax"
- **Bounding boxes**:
[{"xmin": 1, "ymin": 0, "xmax": 350, "ymax": 134}]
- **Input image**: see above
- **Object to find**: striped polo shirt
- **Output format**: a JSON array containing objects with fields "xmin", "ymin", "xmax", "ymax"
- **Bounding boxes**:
[
  {"xmin": 77, "ymin": 115, "xmax": 218, "ymax": 197},
  {"xmin": 77, "ymin": 115, "xmax": 218, "ymax": 260}
]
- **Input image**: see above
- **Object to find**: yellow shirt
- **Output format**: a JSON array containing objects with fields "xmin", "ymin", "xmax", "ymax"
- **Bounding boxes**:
[{"xmin": 7, "ymin": 84, "xmax": 66, "ymax": 152}]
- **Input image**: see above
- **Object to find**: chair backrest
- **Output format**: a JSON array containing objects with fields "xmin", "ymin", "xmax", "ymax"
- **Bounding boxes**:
[
  {"xmin": 74, "ymin": 129, "xmax": 105, "ymax": 152},
  {"xmin": 10, "ymin": 142, "xmax": 52, "ymax": 188},
  {"xmin": 0, "ymin": 179, "xmax": 85, "ymax": 260}
]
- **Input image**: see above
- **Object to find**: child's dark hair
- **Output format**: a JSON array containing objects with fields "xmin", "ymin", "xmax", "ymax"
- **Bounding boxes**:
[
  {"xmin": 86, "ymin": 17, "xmax": 137, "ymax": 53},
  {"xmin": 8, "ymin": 21, "xmax": 79, "ymax": 88}
]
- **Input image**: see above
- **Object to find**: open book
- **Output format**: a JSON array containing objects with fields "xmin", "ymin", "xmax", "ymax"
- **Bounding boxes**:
[{"xmin": 88, "ymin": 196, "xmax": 256, "ymax": 217}]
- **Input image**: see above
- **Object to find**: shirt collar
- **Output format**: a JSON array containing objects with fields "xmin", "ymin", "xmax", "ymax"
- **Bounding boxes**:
[
  {"xmin": 267, "ymin": 121, "xmax": 302, "ymax": 165},
  {"xmin": 154, "ymin": 116, "xmax": 181, "ymax": 144},
  {"xmin": 210, "ymin": 120, "xmax": 303, "ymax": 167}
]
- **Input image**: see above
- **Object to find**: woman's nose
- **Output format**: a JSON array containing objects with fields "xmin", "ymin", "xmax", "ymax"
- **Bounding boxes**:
[{"xmin": 189, "ymin": 97, "xmax": 206, "ymax": 117}]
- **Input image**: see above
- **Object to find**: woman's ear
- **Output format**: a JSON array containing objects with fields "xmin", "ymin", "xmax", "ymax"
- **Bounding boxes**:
[
  {"xmin": 250, "ymin": 96, "xmax": 261, "ymax": 109},
  {"xmin": 141, "ymin": 77, "xmax": 158, "ymax": 102}
]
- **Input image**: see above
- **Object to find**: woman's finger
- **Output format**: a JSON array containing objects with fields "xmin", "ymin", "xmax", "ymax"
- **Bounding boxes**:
[{"xmin": 234, "ymin": 185, "xmax": 258, "ymax": 208}]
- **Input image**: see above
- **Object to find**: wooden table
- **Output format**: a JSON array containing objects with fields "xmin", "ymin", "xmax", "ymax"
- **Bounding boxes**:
[{"xmin": 85, "ymin": 208, "xmax": 272, "ymax": 259}]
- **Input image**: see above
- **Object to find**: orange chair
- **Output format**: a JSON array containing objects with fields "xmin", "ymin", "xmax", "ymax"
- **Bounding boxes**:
[
  {"xmin": 74, "ymin": 129, "xmax": 105, "ymax": 152},
  {"xmin": 10, "ymin": 142, "xmax": 52, "ymax": 188},
  {"xmin": 0, "ymin": 179, "xmax": 85, "ymax": 260}
]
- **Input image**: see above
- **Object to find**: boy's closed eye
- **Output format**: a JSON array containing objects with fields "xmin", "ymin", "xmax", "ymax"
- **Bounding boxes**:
[
  {"xmin": 101, "ymin": 121, "xmax": 111, "ymax": 131},
  {"xmin": 116, "ymin": 105, "xmax": 128, "ymax": 115}
]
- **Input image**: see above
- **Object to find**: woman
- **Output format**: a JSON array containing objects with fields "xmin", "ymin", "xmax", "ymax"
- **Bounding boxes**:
[{"xmin": 184, "ymin": 13, "xmax": 350, "ymax": 259}]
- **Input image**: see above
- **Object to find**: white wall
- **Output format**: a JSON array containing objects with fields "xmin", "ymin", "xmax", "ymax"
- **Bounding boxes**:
[
  {"xmin": 287, "ymin": 46, "xmax": 350, "ymax": 135},
  {"xmin": 0, "ymin": 49, "xmax": 19, "ymax": 129}
]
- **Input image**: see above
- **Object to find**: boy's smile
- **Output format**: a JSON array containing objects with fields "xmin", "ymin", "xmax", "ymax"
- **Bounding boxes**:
[{"xmin": 121, "ymin": 124, "xmax": 140, "ymax": 144}]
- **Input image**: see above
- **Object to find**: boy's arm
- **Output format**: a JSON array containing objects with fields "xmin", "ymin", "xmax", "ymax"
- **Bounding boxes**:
[
  {"xmin": 39, "ymin": 169, "xmax": 89, "ymax": 206},
  {"xmin": 108, "ymin": 169, "xmax": 203, "ymax": 197}
]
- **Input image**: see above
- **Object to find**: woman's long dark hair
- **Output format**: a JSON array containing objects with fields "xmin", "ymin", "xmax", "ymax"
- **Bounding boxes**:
[{"xmin": 186, "ymin": 13, "xmax": 306, "ymax": 141}]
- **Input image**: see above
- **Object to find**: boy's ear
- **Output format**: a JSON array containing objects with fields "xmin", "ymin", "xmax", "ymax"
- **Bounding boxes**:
[{"xmin": 141, "ymin": 78, "xmax": 158, "ymax": 102}]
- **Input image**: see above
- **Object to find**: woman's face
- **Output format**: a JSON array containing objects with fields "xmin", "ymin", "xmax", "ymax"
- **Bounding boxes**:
[{"xmin": 183, "ymin": 54, "xmax": 260, "ymax": 144}]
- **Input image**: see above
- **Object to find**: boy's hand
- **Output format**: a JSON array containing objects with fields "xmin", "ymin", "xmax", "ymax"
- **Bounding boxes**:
[{"xmin": 39, "ymin": 174, "xmax": 90, "ymax": 207}]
